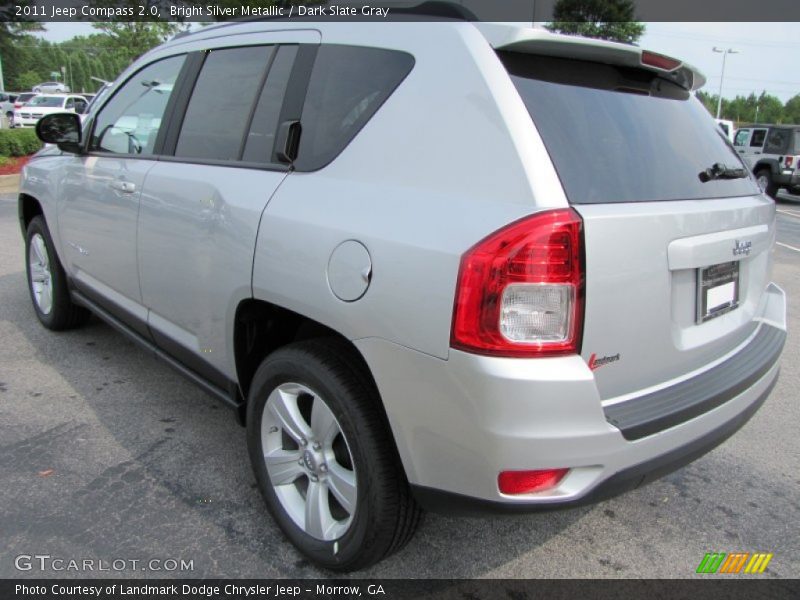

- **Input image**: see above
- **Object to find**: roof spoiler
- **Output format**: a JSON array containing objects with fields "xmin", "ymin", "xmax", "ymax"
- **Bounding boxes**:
[{"xmin": 476, "ymin": 24, "xmax": 706, "ymax": 91}]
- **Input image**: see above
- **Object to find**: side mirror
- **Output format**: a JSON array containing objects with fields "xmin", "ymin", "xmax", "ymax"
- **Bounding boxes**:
[{"xmin": 35, "ymin": 112, "xmax": 83, "ymax": 154}]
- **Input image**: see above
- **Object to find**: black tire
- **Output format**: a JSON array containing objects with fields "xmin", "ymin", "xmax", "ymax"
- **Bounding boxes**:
[
  {"xmin": 25, "ymin": 216, "xmax": 90, "ymax": 330},
  {"xmin": 246, "ymin": 339, "xmax": 422, "ymax": 571},
  {"xmin": 755, "ymin": 168, "xmax": 778, "ymax": 199}
]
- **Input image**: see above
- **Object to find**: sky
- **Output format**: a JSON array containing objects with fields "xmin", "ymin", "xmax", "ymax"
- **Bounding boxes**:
[{"xmin": 33, "ymin": 21, "xmax": 800, "ymax": 102}]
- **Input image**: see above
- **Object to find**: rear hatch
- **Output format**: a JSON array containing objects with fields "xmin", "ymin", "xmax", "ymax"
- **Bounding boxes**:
[{"xmin": 497, "ymin": 44, "xmax": 775, "ymax": 400}]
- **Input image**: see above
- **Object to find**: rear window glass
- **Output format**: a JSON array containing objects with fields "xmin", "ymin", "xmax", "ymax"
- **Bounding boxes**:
[
  {"xmin": 499, "ymin": 52, "xmax": 758, "ymax": 204},
  {"xmin": 29, "ymin": 96, "xmax": 64, "ymax": 107},
  {"xmin": 764, "ymin": 128, "xmax": 798, "ymax": 154},
  {"xmin": 294, "ymin": 45, "xmax": 414, "ymax": 171},
  {"xmin": 764, "ymin": 129, "xmax": 791, "ymax": 154}
]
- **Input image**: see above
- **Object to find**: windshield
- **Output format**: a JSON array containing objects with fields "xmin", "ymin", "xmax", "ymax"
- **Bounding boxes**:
[
  {"xmin": 28, "ymin": 96, "xmax": 65, "ymax": 108},
  {"xmin": 499, "ymin": 52, "xmax": 759, "ymax": 204}
]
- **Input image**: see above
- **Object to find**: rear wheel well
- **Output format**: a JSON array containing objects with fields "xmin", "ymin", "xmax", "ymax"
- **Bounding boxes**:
[
  {"xmin": 233, "ymin": 300, "xmax": 381, "ymax": 423},
  {"xmin": 19, "ymin": 193, "xmax": 44, "ymax": 233},
  {"xmin": 753, "ymin": 161, "xmax": 776, "ymax": 176}
]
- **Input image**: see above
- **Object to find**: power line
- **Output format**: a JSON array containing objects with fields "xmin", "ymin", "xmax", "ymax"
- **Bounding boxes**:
[{"xmin": 644, "ymin": 27, "xmax": 800, "ymax": 49}]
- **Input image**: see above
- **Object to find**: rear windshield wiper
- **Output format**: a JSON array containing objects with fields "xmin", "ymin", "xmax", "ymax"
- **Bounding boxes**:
[{"xmin": 699, "ymin": 162, "xmax": 748, "ymax": 182}]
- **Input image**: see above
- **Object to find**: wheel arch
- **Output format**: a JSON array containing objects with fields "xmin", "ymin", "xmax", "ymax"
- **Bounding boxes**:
[
  {"xmin": 18, "ymin": 193, "xmax": 44, "ymax": 237},
  {"xmin": 232, "ymin": 299, "xmax": 386, "ymax": 429},
  {"xmin": 752, "ymin": 159, "xmax": 780, "ymax": 177}
]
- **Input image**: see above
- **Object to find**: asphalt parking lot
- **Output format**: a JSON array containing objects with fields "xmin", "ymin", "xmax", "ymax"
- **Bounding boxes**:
[{"xmin": 0, "ymin": 189, "xmax": 798, "ymax": 579}]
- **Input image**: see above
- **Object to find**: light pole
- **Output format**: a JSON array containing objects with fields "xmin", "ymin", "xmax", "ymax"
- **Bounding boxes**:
[{"xmin": 713, "ymin": 47, "xmax": 738, "ymax": 119}]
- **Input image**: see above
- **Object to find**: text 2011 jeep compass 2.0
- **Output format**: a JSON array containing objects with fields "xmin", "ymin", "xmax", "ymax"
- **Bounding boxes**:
[{"xmin": 20, "ymin": 20, "xmax": 786, "ymax": 570}]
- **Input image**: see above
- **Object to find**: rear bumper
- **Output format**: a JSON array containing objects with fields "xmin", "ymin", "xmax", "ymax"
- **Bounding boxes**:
[
  {"xmin": 411, "ymin": 371, "xmax": 777, "ymax": 514},
  {"xmin": 774, "ymin": 170, "xmax": 800, "ymax": 186},
  {"xmin": 356, "ymin": 283, "xmax": 786, "ymax": 511}
]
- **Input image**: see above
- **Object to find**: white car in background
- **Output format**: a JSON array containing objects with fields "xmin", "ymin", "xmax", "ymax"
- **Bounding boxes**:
[
  {"xmin": 13, "ymin": 94, "xmax": 88, "ymax": 128},
  {"xmin": 33, "ymin": 82, "xmax": 70, "ymax": 93}
]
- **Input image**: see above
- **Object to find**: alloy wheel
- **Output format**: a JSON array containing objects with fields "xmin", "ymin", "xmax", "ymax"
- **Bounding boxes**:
[
  {"xmin": 29, "ymin": 233, "xmax": 53, "ymax": 315},
  {"xmin": 261, "ymin": 382, "xmax": 357, "ymax": 541}
]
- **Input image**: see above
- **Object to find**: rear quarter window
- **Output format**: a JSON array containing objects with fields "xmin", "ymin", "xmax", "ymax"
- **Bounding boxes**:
[
  {"xmin": 764, "ymin": 128, "xmax": 792, "ymax": 154},
  {"xmin": 293, "ymin": 45, "xmax": 414, "ymax": 171},
  {"xmin": 499, "ymin": 52, "xmax": 758, "ymax": 204}
]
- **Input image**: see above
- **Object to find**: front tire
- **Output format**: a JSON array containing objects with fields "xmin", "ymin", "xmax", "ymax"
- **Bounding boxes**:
[
  {"xmin": 246, "ymin": 340, "xmax": 422, "ymax": 571},
  {"xmin": 25, "ymin": 216, "xmax": 90, "ymax": 330},
  {"xmin": 755, "ymin": 168, "xmax": 778, "ymax": 199}
]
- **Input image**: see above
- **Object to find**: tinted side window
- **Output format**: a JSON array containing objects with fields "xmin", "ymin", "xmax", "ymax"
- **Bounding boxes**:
[
  {"xmin": 175, "ymin": 46, "xmax": 272, "ymax": 161},
  {"xmin": 242, "ymin": 45, "xmax": 297, "ymax": 163},
  {"xmin": 294, "ymin": 45, "xmax": 414, "ymax": 171},
  {"xmin": 91, "ymin": 55, "xmax": 185, "ymax": 156},
  {"xmin": 764, "ymin": 129, "xmax": 790, "ymax": 154},
  {"xmin": 750, "ymin": 129, "xmax": 767, "ymax": 147}
]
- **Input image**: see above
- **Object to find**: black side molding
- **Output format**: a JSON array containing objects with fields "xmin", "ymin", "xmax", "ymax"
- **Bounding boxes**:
[
  {"xmin": 604, "ymin": 324, "xmax": 785, "ymax": 441},
  {"xmin": 411, "ymin": 372, "xmax": 777, "ymax": 516}
]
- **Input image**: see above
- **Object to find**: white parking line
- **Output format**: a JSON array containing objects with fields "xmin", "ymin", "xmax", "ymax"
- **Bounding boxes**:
[
  {"xmin": 777, "ymin": 208, "xmax": 800, "ymax": 219},
  {"xmin": 777, "ymin": 241, "xmax": 800, "ymax": 253}
]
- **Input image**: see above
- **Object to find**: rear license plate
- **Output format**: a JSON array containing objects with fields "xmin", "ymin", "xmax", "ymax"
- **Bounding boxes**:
[{"xmin": 696, "ymin": 261, "xmax": 740, "ymax": 323}]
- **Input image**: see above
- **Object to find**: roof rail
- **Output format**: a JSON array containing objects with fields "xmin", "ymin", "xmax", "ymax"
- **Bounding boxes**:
[
  {"xmin": 388, "ymin": 1, "xmax": 478, "ymax": 20},
  {"xmin": 170, "ymin": 0, "xmax": 478, "ymax": 36}
]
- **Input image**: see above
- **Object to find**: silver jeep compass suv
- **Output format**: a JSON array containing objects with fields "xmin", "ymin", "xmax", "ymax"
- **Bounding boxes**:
[{"xmin": 20, "ymin": 18, "xmax": 786, "ymax": 570}]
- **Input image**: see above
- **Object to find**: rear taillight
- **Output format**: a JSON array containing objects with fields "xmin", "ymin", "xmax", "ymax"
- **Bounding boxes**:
[
  {"xmin": 785, "ymin": 156, "xmax": 795, "ymax": 168},
  {"xmin": 450, "ymin": 209, "xmax": 585, "ymax": 357}
]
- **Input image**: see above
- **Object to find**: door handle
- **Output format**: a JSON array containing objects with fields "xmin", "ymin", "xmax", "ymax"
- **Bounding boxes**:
[{"xmin": 110, "ymin": 180, "xmax": 136, "ymax": 194}]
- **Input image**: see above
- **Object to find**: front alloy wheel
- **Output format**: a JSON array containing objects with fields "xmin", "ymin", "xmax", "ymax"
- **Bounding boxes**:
[
  {"xmin": 25, "ymin": 215, "xmax": 90, "ymax": 330},
  {"xmin": 28, "ymin": 233, "xmax": 53, "ymax": 315},
  {"xmin": 755, "ymin": 169, "xmax": 778, "ymax": 199}
]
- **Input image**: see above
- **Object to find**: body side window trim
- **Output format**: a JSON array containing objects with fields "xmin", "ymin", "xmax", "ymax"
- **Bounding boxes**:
[{"xmin": 273, "ymin": 43, "xmax": 319, "ymax": 164}]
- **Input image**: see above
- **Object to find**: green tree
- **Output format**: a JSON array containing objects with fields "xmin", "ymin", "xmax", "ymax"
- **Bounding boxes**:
[
  {"xmin": 696, "ymin": 90, "xmax": 717, "ymax": 116},
  {"xmin": 546, "ymin": 0, "xmax": 645, "ymax": 44},
  {"xmin": 15, "ymin": 70, "xmax": 42, "ymax": 91},
  {"xmin": 91, "ymin": 22, "xmax": 185, "ymax": 64},
  {"xmin": 0, "ymin": 17, "xmax": 44, "ymax": 90},
  {"xmin": 784, "ymin": 95, "xmax": 800, "ymax": 125}
]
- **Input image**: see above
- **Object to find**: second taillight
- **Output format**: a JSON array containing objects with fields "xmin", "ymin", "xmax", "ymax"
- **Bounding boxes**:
[{"xmin": 451, "ymin": 209, "xmax": 584, "ymax": 358}]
